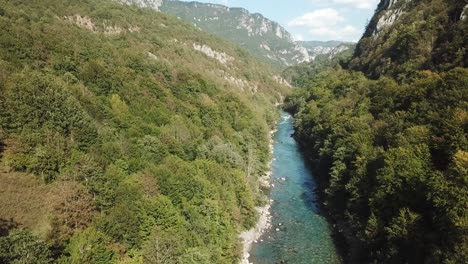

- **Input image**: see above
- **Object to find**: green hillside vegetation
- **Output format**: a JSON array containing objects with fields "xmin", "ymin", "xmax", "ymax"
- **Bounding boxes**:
[
  {"xmin": 350, "ymin": 0, "xmax": 467, "ymax": 79},
  {"xmin": 0, "ymin": 0, "xmax": 288, "ymax": 263},
  {"xmin": 284, "ymin": 0, "xmax": 467, "ymax": 263}
]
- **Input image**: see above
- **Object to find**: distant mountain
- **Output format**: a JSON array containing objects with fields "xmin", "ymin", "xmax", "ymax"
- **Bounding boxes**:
[
  {"xmin": 282, "ymin": 42, "xmax": 356, "ymax": 87},
  {"xmin": 158, "ymin": 1, "xmax": 311, "ymax": 68},
  {"xmin": 298, "ymin": 40, "xmax": 344, "ymax": 48},
  {"xmin": 117, "ymin": 1, "xmax": 356, "ymax": 69},
  {"xmin": 297, "ymin": 40, "xmax": 355, "ymax": 60}
]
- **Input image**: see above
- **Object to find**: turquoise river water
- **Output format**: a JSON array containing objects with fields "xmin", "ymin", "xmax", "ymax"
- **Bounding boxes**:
[{"xmin": 250, "ymin": 111, "xmax": 341, "ymax": 264}]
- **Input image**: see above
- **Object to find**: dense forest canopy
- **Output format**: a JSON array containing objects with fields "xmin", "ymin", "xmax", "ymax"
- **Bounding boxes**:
[
  {"xmin": 350, "ymin": 0, "xmax": 467, "ymax": 80},
  {"xmin": 0, "ymin": 0, "xmax": 288, "ymax": 263},
  {"xmin": 0, "ymin": 0, "xmax": 466, "ymax": 263},
  {"xmin": 284, "ymin": 0, "xmax": 467, "ymax": 263}
]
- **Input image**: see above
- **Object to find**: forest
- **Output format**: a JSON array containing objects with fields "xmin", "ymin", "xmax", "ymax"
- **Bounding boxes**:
[
  {"xmin": 1, "ymin": 0, "xmax": 466, "ymax": 263},
  {"xmin": 0, "ymin": 0, "xmax": 287, "ymax": 263},
  {"xmin": 285, "ymin": 67, "xmax": 467, "ymax": 263},
  {"xmin": 284, "ymin": 0, "xmax": 467, "ymax": 262}
]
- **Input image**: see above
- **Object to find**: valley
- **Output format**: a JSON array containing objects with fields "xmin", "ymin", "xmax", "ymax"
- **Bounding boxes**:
[
  {"xmin": 250, "ymin": 112, "xmax": 341, "ymax": 264},
  {"xmin": 0, "ymin": 0, "xmax": 466, "ymax": 264}
]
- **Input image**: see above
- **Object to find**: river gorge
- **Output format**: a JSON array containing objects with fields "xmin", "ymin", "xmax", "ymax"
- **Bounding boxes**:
[{"xmin": 250, "ymin": 111, "xmax": 341, "ymax": 264}]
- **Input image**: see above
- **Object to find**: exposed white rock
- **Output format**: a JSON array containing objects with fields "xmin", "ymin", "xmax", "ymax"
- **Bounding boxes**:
[
  {"xmin": 260, "ymin": 44, "xmax": 271, "ymax": 51},
  {"xmin": 147, "ymin": 52, "xmax": 158, "ymax": 61},
  {"xmin": 328, "ymin": 45, "xmax": 350, "ymax": 59},
  {"xmin": 239, "ymin": 201, "xmax": 271, "ymax": 264},
  {"xmin": 117, "ymin": 0, "xmax": 163, "ymax": 11},
  {"xmin": 273, "ymin": 75, "xmax": 292, "ymax": 88},
  {"xmin": 159, "ymin": 0, "xmax": 306, "ymax": 67},
  {"xmin": 218, "ymin": 70, "xmax": 259, "ymax": 93},
  {"xmin": 275, "ymin": 26, "xmax": 283, "ymax": 39},
  {"xmin": 223, "ymin": 75, "xmax": 246, "ymax": 91},
  {"xmin": 128, "ymin": 26, "xmax": 141, "ymax": 32},
  {"xmin": 239, "ymin": 14, "xmax": 254, "ymax": 34},
  {"xmin": 65, "ymin": 15, "xmax": 96, "ymax": 32},
  {"xmin": 313, "ymin": 46, "xmax": 333, "ymax": 54},
  {"xmin": 305, "ymin": 46, "xmax": 335, "ymax": 60},
  {"xmin": 206, "ymin": 3, "xmax": 230, "ymax": 12},
  {"xmin": 235, "ymin": 10, "xmax": 293, "ymax": 42},
  {"xmin": 259, "ymin": 19, "xmax": 269, "ymax": 34},
  {"xmin": 103, "ymin": 25, "xmax": 124, "ymax": 35},
  {"xmin": 375, "ymin": 9, "xmax": 402, "ymax": 34},
  {"xmin": 64, "ymin": 15, "xmax": 138, "ymax": 35},
  {"xmin": 462, "ymin": 4, "xmax": 468, "ymax": 20},
  {"xmin": 293, "ymin": 44, "xmax": 311, "ymax": 63},
  {"xmin": 193, "ymin": 43, "xmax": 234, "ymax": 65},
  {"xmin": 373, "ymin": 0, "xmax": 411, "ymax": 36}
]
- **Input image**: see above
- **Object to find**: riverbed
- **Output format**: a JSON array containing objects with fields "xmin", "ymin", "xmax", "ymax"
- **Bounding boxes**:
[{"xmin": 250, "ymin": 111, "xmax": 341, "ymax": 264}]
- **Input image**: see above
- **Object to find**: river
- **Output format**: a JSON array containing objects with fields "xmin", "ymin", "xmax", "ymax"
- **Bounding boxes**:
[{"xmin": 250, "ymin": 111, "xmax": 341, "ymax": 264}]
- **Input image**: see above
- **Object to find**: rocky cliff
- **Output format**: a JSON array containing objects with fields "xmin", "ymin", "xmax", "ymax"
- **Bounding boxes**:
[
  {"xmin": 350, "ymin": 0, "xmax": 468, "ymax": 79},
  {"xmin": 119, "ymin": 0, "xmax": 163, "ymax": 10},
  {"xmin": 159, "ymin": 1, "xmax": 311, "ymax": 68},
  {"xmin": 297, "ymin": 40, "xmax": 354, "ymax": 60}
]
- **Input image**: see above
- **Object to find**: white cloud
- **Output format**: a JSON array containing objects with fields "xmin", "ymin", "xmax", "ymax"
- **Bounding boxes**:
[
  {"xmin": 312, "ymin": 0, "xmax": 378, "ymax": 9},
  {"xmin": 288, "ymin": 8, "xmax": 344, "ymax": 28},
  {"xmin": 309, "ymin": 25, "xmax": 360, "ymax": 40},
  {"xmin": 288, "ymin": 8, "xmax": 362, "ymax": 41},
  {"xmin": 334, "ymin": 0, "xmax": 378, "ymax": 9},
  {"xmin": 293, "ymin": 34, "xmax": 305, "ymax": 41}
]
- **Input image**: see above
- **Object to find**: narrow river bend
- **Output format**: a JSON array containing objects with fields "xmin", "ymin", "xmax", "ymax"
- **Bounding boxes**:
[{"xmin": 250, "ymin": 111, "xmax": 341, "ymax": 264}]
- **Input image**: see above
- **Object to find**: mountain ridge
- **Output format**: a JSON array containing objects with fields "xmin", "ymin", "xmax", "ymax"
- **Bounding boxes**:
[
  {"xmin": 159, "ymin": 0, "xmax": 310, "ymax": 68},
  {"xmin": 350, "ymin": 0, "xmax": 468, "ymax": 79},
  {"xmin": 118, "ymin": 0, "xmax": 354, "ymax": 69}
]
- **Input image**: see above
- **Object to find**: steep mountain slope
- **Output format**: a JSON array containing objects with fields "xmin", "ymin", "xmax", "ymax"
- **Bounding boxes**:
[
  {"xmin": 158, "ymin": 1, "xmax": 311, "ymax": 68},
  {"xmin": 120, "ymin": 1, "xmax": 354, "ymax": 69},
  {"xmin": 350, "ymin": 0, "xmax": 468, "ymax": 79},
  {"xmin": 0, "ymin": 0, "xmax": 289, "ymax": 263},
  {"xmin": 284, "ymin": 0, "xmax": 467, "ymax": 263}
]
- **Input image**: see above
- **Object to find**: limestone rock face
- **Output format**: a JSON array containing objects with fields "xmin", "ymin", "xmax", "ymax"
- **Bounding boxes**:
[
  {"xmin": 297, "ymin": 40, "xmax": 353, "ymax": 60},
  {"xmin": 373, "ymin": 0, "xmax": 412, "ymax": 36},
  {"xmin": 118, "ymin": 0, "xmax": 163, "ymax": 10},
  {"xmin": 462, "ymin": 4, "xmax": 468, "ymax": 20},
  {"xmin": 350, "ymin": 0, "xmax": 467, "ymax": 78},
  {"xmin": 192, "ymin": 43, "xmax": 234, "ymax": 65},
  {"xmin": 158, "ymin": 1, "xmax": 311, "ymax": 68}
]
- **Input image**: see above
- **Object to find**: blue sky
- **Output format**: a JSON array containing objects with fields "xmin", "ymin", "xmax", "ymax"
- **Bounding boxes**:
[{"xmin": 179, "ymin": 0, "xmax": 380, "ymax": 42}]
